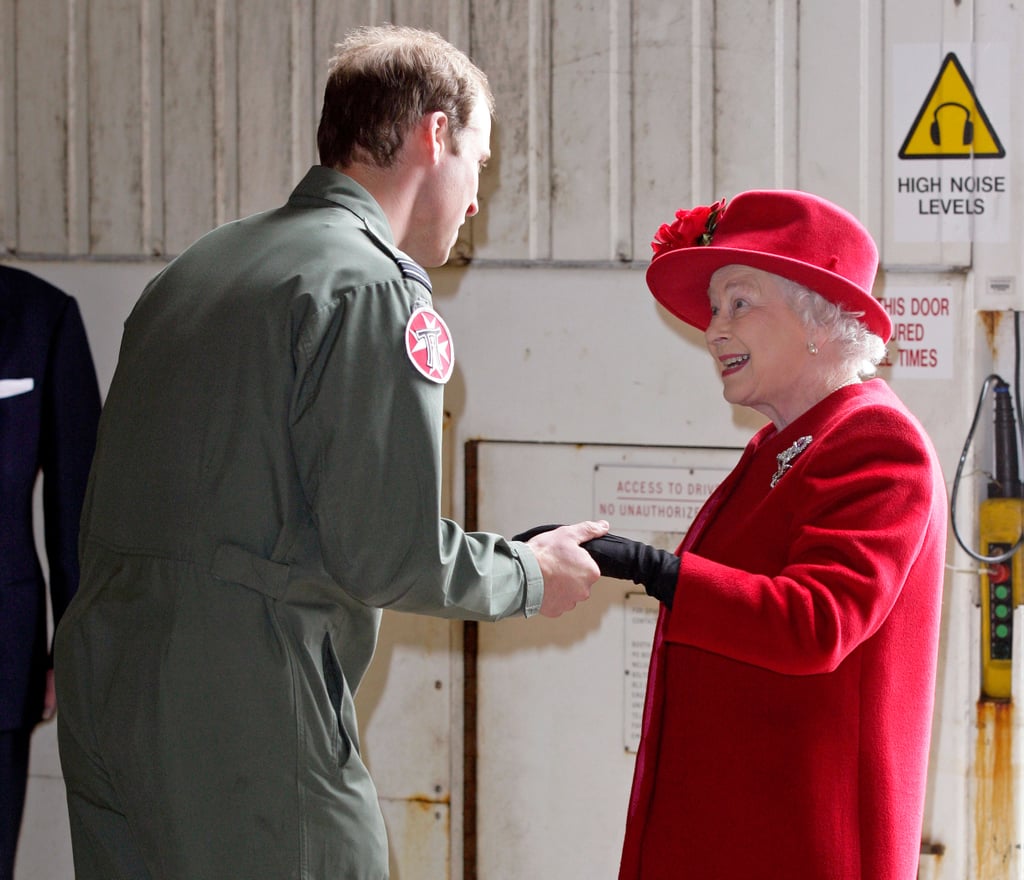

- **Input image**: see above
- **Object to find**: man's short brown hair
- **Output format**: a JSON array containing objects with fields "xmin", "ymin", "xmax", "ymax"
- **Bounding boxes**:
[{"xmin": 317, "ymin": 24, "xmax": 494, "ymax": 169}]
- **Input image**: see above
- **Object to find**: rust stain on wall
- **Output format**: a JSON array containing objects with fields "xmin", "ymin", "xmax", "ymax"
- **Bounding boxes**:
[
  {"xmin": 979, "ymin": 311, "xmax": 1004, "ymax": 357},
  {"xmin": 405, "ymin": 791, "xmax": 451, "ymax": 807},
  {"xmin": 974, "ymin": 699, "xmax": 1016, "ymax": 879},
  {"xmin": 394, "ymin": 796, "xmax": 450, "ymax": 877}
]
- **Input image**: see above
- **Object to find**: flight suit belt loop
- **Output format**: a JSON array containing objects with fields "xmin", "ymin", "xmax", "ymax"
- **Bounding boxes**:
[{"xmin": 210, "ymin": 542, "xmax": 290, "ymax": 600}]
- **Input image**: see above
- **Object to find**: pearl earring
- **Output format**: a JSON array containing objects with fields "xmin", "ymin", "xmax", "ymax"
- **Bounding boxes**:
[{"xmin": 808, "ymin": 342, "xmax": 818, "ymax": 355}]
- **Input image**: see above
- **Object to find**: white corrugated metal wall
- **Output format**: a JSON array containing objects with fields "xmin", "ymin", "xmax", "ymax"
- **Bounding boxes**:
[{"xmin": 4, "ymin": 1, "xmax": 1022, "ymax": 877}]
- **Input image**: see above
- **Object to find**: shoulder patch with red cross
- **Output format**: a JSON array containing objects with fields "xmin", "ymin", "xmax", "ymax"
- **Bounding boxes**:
[{"xmin": 405, "ymin": 305, "xmax": 455, "ymax": 384}]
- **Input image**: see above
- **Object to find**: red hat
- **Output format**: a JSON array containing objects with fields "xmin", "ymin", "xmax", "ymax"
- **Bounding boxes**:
[{"xmin": 645, "ymin": 190, "xmax": 892, "ymax": 343}]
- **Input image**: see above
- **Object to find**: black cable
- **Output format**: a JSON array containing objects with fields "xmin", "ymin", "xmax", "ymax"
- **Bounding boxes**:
[
  {"xmin": 1011, "ymin": 315, "xmax": 1019, "ymax": 471},
  {"xmin": 950, "ymin": 372, "xmax": 1024, "ymax": 564}
]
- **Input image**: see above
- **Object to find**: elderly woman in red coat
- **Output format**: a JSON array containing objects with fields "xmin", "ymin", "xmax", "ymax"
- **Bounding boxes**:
[{"xmin": 528, "ymin": 190, "xmax": 946, "ymax": 879}]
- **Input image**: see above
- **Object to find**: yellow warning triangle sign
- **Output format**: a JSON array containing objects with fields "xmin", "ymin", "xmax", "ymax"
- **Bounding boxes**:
[{"xmin": 899, "ymin": 52, "xmax": 1005, "ymax": 159}]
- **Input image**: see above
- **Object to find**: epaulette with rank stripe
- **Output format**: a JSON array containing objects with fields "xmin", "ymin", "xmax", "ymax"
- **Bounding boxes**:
[
  {"xmin": 355, "ymin": 216, "xmax": 433, "ymax": 295},
  {"xmin": 395, "ymin": 257, "xmax": 432, "ymax": 293}
]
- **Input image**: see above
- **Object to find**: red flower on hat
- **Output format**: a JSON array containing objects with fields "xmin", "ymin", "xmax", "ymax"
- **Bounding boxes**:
[{"xmin": 651, "ymin": 198, "xmax": 726, "ymax": 257}]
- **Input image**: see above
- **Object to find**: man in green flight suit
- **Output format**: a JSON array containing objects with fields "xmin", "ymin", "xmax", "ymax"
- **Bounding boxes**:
[{"xmin": 55, "ymin": 23, "xmax": 607, "ymax": 880}]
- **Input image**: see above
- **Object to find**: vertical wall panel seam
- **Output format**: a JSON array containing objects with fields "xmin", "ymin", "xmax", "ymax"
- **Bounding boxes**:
[
  {"xmin": 527, "ymin": 0, "xmax": 538, "ymax": 258},
  {"xmin": 148, "ymin": 0, "xmax": 164, "ymax": 254},
  {"xmin": 608, "ymin": 0, "xmax": 616, "ymax": 260},
  {"xmin": 213, "ymin": 0, "xmax": 226, "ymax": 227},
  {"xmin": 140, "ymin": 0, "xmax": 152, "ymax": 250},
  {"xmin": 694, "ymin": 0, "xmax": 702, "ymax": 197},
  {"xmin": 528, "ymin": 0, "xmax": 552, "ymax": 260},
  {"xmin": 308, "ymin": 0, "xmax": 321, "ymax": 155},
  {"xmin": 773, "ymin": 0, "xmax": 785, "ymax": 186},
  {"xmin": 3, "ymin": 0, "xmax": 17, "ymax": 251},
  {"xmin": 66, "ymin": 0, "xmax": 78, "ymax": 252},
  {"xmin": 693, "ymin": 0, "xmax": 711, "ymax": 200},
  {"xmin": 876, "ymin": 0, "xmax": 889, "ymax": 244},
  {"xmin": 75, "ymin": 0, "xmax": 89, "ymax": 253},
  {"xmin": 857, "ymin": 0, "xmax": 870, "ymax": 219},
  {"xmin": 289, "ymin": 0, "xmax": 301, "ymax": 185},
  {"xmin": 608, "ymin": 0, "xmax": 633, "ymax": 261},
  {"xmin": 450, "ymin": 0, "xmax": 466, "ymax": 53},
  {"xmin": 228, "ymin": 0, "xmax": 239, "ymax": 226}
]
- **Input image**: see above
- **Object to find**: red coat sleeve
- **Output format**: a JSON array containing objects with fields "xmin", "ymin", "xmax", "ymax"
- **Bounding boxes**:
[{"xmin": 666, "ymin": 403, "xmax": 942, "ymax": 675}]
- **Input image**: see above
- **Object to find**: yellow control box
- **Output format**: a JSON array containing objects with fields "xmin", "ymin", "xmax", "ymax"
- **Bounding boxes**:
[{"xmin": 979, "ymin": 497, "xmax": 1024, "ymax": 700}]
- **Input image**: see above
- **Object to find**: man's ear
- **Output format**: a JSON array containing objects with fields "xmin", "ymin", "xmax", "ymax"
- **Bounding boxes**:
[{"xmin": 421, "ymin": 110, "xmax": 449, "ymax": 163}]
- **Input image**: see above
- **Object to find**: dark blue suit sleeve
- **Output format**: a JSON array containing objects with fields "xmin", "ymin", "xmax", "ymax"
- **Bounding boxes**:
[{"xmin": 39, "ymin": 296, "xmax": 101, "ymax": 646}]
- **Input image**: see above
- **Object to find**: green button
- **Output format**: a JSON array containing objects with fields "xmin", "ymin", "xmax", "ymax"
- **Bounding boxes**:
[
  {"xmin": 996, "ymin": 624, "xmax": 1010, "ymax": 639},
  {"xmin": 996, "ymin": 604, "xmax": 1010, "ymax": 619},
  {"xmin": 996, "ymin": 585, "xmax": 1011, "ymax": 600}
]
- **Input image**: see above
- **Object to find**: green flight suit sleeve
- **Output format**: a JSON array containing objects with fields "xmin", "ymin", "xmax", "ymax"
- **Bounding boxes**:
[{"xmin": 289, "ymin": 277, "xmax": 542, "ymax": 619}]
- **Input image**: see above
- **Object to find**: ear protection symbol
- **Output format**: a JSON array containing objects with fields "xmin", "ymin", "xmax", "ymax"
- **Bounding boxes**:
[{"xmin": 930, "ymin": 102, "xmax": 974, "ymax": 146}]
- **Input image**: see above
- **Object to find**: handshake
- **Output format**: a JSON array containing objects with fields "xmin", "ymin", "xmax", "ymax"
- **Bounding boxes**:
[{"xmin": 513, "ymin": 524, "xmax": 678, "ymax": 608}]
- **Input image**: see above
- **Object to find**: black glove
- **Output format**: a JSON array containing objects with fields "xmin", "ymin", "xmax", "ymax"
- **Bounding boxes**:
[{"xmin": 511, "ymin": 525, "xmax": 679, "ymax": 608}]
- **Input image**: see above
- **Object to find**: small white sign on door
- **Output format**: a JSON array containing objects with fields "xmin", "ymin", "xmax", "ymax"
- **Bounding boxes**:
[
  {"xmin": 593, "ymin": 464, "xmax": 730, "ymax": 534},
  {"xmin": 624, "ymin": 592, "xmax": 659, "ymax": 753}
]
